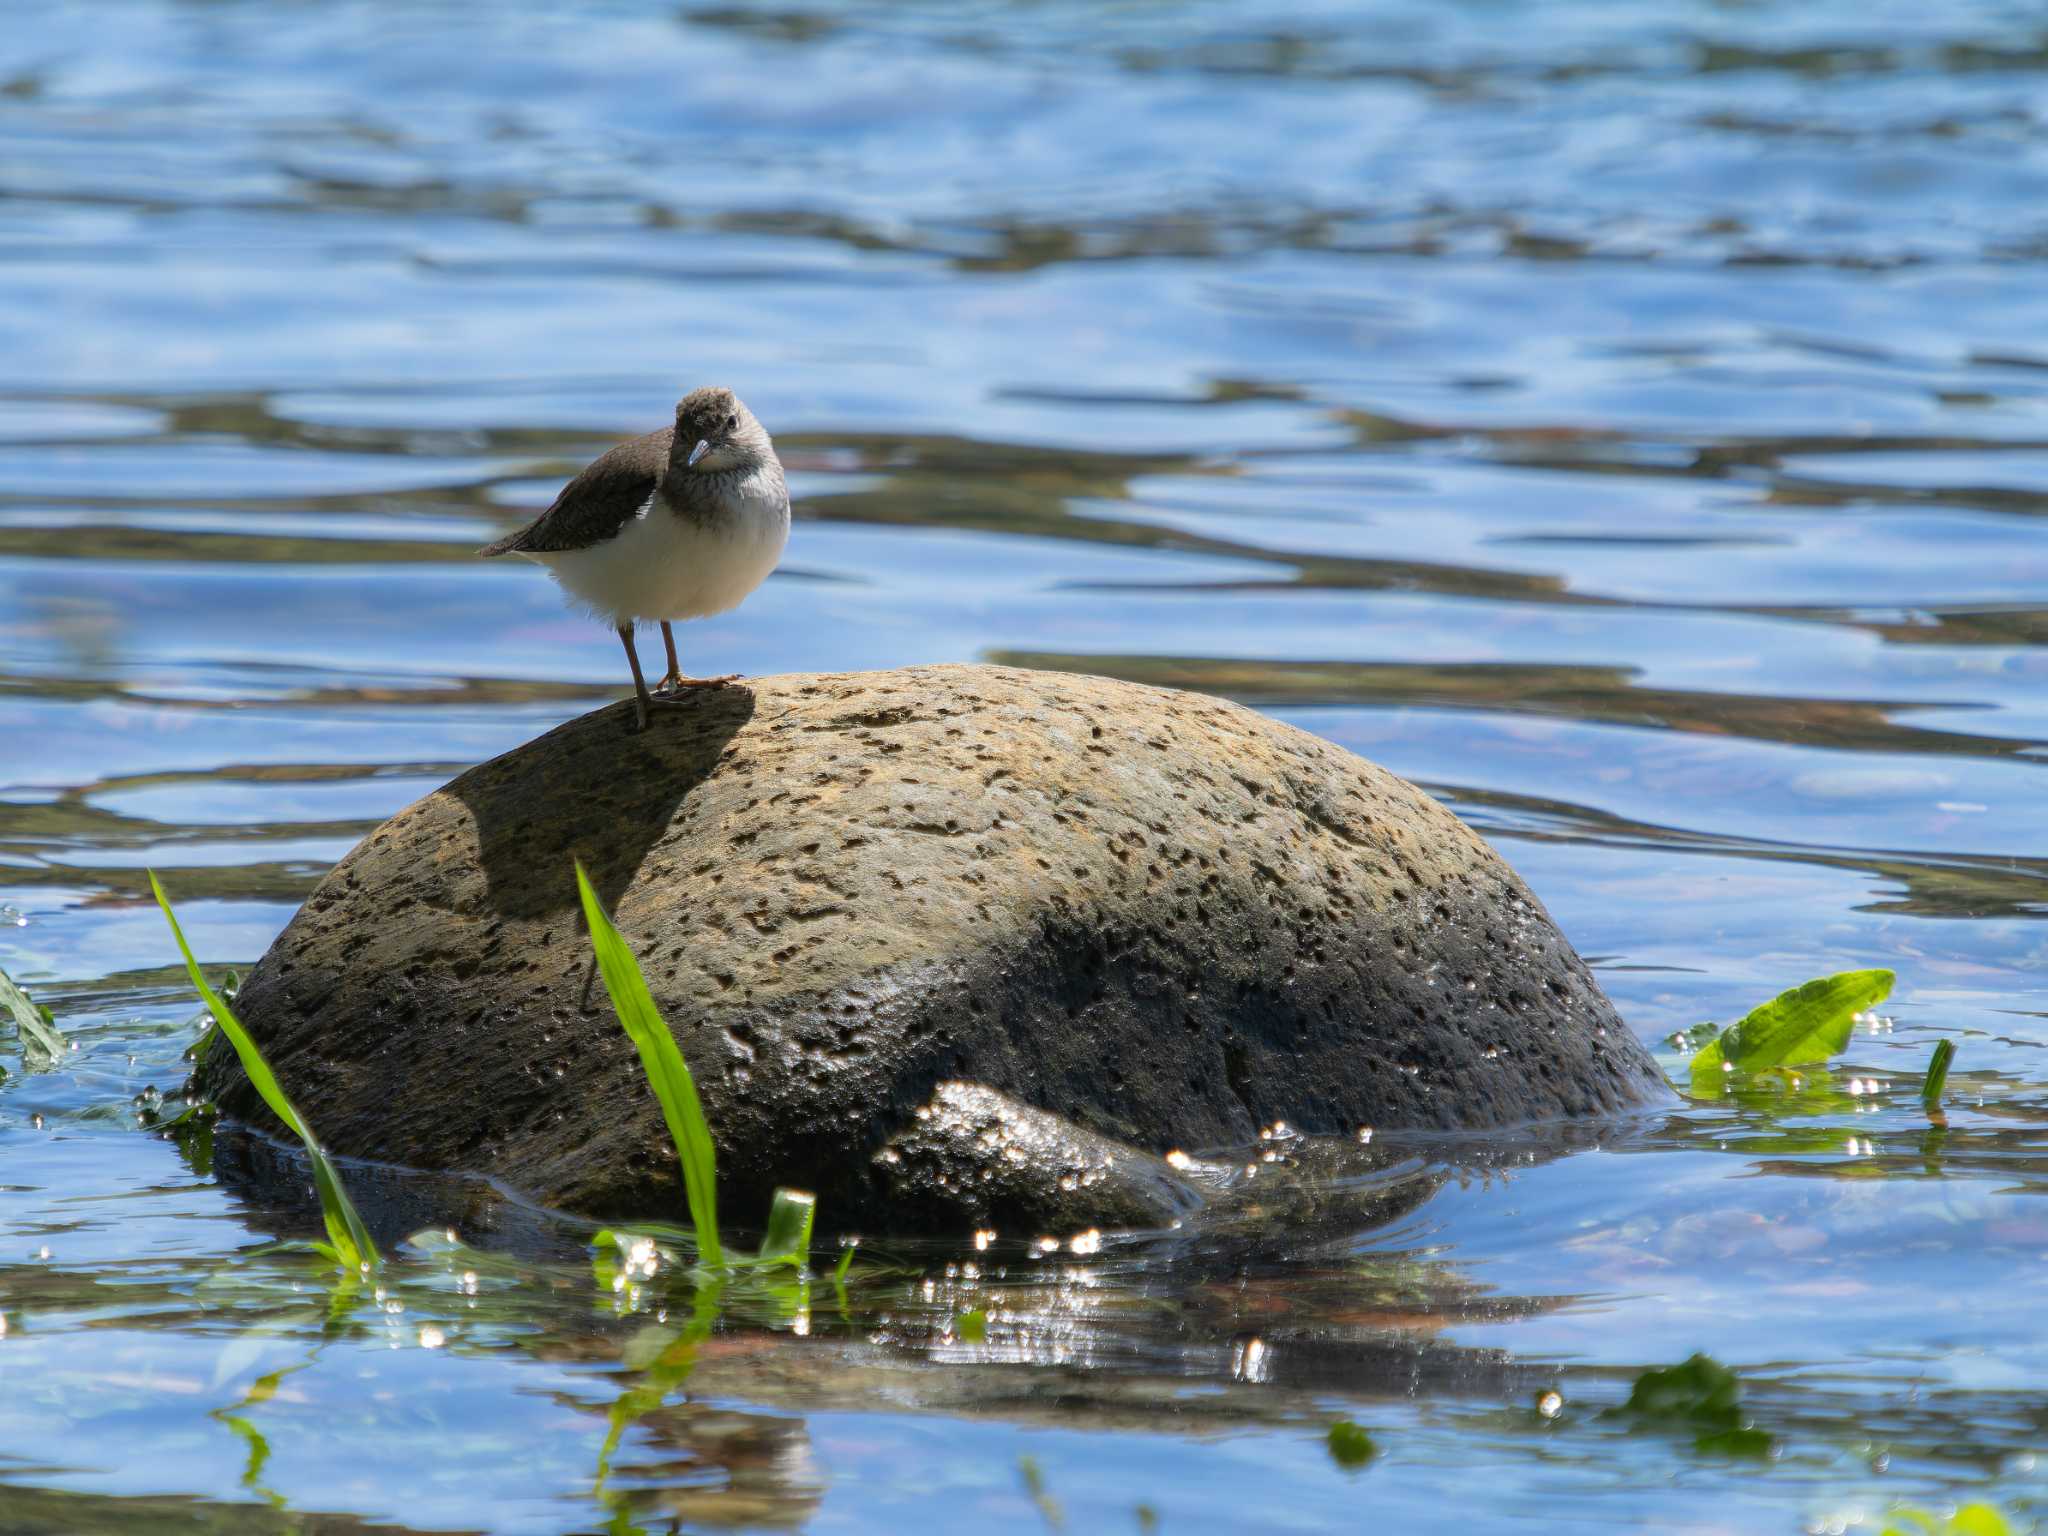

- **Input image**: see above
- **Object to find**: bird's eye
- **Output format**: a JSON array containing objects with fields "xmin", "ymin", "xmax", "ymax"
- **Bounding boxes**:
[{"xmin": 725, "ymin": 413, "xmax": 737, "ymax": 431}]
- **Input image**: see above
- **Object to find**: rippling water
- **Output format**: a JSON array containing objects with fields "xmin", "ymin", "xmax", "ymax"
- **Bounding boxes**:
[{"xmin": 3, "ymin": 1, "xmax": 2048, "ymax": 1531}]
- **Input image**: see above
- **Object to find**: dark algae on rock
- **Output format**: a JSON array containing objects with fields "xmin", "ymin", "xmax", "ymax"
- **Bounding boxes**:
[{"xmin": 195, "ymin": 664, "xmax": 1665, "ymax": 1233}]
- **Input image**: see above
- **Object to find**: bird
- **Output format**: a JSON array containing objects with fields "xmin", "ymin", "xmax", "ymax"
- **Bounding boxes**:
[{"xmin": 480, "ymin": 387, "xmax": 789, "ymax": 730}]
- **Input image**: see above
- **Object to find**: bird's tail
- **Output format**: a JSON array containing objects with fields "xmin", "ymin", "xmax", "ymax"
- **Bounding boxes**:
[{"xmin": 476, "ymin": 529, "xmax": 527, "ymax": 558}]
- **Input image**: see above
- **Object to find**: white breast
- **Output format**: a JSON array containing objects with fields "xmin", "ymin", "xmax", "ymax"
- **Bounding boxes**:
[{"xmin": 524, "ymin": 473, "xmax": 789, "ymax": 626}]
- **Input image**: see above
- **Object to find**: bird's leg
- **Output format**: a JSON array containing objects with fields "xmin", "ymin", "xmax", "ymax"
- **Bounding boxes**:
[
  {"xmin": 655, "ymin": 622, "xmax": 684, "ymax": 694},
  {"xmin": 647, "ymin": 619, "xmax": 740, "ymax": 699},
  {"xmin": 617, "ymin": 623, "xmax": 652, "ymax": 731}
]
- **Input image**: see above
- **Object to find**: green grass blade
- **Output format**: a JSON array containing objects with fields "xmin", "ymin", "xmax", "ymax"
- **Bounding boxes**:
[
  {"xmin": 0, "ymin": 966, "xmax": 64, "ymax": 1066},
  {"xmin": 575, "ymin": 861, "xmax": 723, "ymax": 1270},
  {"xmin": 758, "ymin": 1188, "xmax": 815, "ymax": 1267},
  {"xmin": 1690, "ymin": 969, "xmax": 1893, "ymax": 1092},
  {"xmin": 149, "ymin": 870, "xmax": 378, "ymax": 1273},
  {"xmin": 1921, "ymin": 1039, "xmax": 1956, "ymax": 1111}
]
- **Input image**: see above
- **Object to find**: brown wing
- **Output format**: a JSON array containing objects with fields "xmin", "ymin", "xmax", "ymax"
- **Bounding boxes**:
[{"xmin": 478, "ymin": 427, "xmax": 673, "ymax": 556}]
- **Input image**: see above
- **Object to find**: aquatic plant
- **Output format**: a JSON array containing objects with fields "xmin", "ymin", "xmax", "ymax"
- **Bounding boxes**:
[
  {"xmin": 0, "ymin": 965, "xmax": 64, "ymax": 1069},
  {"xmin": 575, "ymin": 860, "xmax": 813, "ymax": 1272},
  {"xmin": 1883, "ymin": 1504, "xmax": 2017, "ymax": 1536},
  {"xmin": 211, "ymin": 1361, "xmax": 309, "ymax": 1513},
  {"xmin": 1922, "ymin": 1039, "xmax": 1957, "ymax": 1112},
  {"xmin": 1326, "ymin": 1419, "xmax": 1378, "ymax": 1469},
  {"xmin": 592, "ymin": 1274, "xmax": 725, "ymax": 1532},
  {"xmin": 150, "ymin": 871, "xmax": 380, "ymax": 1274},
  {"xmin": 1686, "ymin": 969, "xmax": 1893, "ymax": 1092},
  {"xmin": 181, "ymin": 969, "xmax": 236, "ymax": 1063},
  {"xmin": 1017, "ymin": 1456, "xmax": 1064, "ymax": 1530},
  {"xmin": 1615, "ymin": 1353, "xmax": 1772, "ymax": 1457}
]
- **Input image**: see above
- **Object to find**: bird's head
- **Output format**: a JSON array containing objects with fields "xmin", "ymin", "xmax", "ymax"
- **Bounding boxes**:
[{"xmin": 673, "ymin": 387, "xmax": 771, "ymax": 474}]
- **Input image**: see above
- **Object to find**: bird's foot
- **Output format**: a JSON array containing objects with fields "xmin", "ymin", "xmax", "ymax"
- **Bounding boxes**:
[{"xmin": 650, "ymin": 673, "xmax": 742, "ymax": 701}]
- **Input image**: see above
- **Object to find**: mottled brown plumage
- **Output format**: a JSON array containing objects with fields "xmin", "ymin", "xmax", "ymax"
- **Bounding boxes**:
[
  {"xmin": 478, "ymin": 387, "xmax": 757, "ymax": 557},
  {"xmin": 477, "ymin": 386, "xmax": 789, "ymax": 730},
  {"xmin": 477, "ymin": 429, "xmax": 672, "ymax": 556}
]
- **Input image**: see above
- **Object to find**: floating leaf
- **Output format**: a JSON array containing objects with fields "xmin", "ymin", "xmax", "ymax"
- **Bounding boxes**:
[
  {"xmin": 1616, "ymin": 1353, "xmax": 1774, "ymax": 1457},
  {"xmin": 576, "ymin": 861, "xmax": 723, "ymax": 1270},
  {"xmin": 1883, "ymin": 1504, "xmax": 2016, "ymax": 1536},
  {"xmin": 1326, "ymin": 1419, "xmax": 1377, "ymax": 1469},
  {"xmin": 1949, "ymin": 1506, "xmax": 2017, "ymax": 1536},
  {"xmin": 150, "ymin": 871, "xmax": 378, "ymax": 1274},
  {"xmin": 1691, "ymin": 1426, "xmax": 1773, "ymax": 1458},
  {"xmin": 1621, "ymin": 1353, "xmax": 1742, "ymax": 1426},
  {"xmin": 1689, "ymin": 970, "xmax": 1893, "ymax": 1093},
  {"xmin": 1666, "ymin": 1022, "xmax": 1722, "ymax": 1054},
  {"xmin": 0, "ymin": 966, "xmax": 63, "ymax": 1067}
]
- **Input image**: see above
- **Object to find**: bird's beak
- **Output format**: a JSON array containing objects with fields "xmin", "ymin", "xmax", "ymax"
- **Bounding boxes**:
[{"xmin": 686, "ymin": 439, "xmax": 712, "ymax": 469}]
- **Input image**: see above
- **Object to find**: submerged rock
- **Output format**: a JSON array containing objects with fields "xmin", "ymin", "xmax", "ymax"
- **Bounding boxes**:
[{"xmin": 197, "ymin": 663, "xmax": 1665, "ymax": 1235}]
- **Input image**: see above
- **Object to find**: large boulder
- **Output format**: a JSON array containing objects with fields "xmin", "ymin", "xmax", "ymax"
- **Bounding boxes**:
[{"xmin": 198, "ymin": 664, "xmax": 1665, "ymax": 1235}]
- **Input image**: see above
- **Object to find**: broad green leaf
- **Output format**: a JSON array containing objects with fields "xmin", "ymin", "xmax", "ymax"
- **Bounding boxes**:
[
  {"xmin": 1616, "ymin": 1353, "xmax": 1776, "ymax": 1458},
  {"xmin": 1948, "ymin": 1505, "xmax": 2015, "ymax": 1536},
  {"xmin": 1884, "ymin": 1506, "xmax": 2016, "ymax": 1536},
  {"xmin": 0, "ymin": 966, "xmax": 64, "ymax": 1066},
  {"xmin": 1689, "ymin": 969, "xmax": 1893, "ymax": 1092},
  {"xmin": 150, "ymin": 870, "xmax": 379, "ymax": 1273},
  {"xmin": 1621, "ymin": 1353, "xmax": 1741, "ymax": 1429},
  {"xmin": 575, "ymin": 861, "xmax": 723, "ymax": 1270}
]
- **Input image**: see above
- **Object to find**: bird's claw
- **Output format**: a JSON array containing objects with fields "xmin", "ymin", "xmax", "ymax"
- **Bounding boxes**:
[{"xmin": 651, "ymin": 674, "xmax": 742, "ymax": 699}]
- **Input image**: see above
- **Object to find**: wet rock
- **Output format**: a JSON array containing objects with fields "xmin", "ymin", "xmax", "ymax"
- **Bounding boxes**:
[
  {"xmin": 196, "ymin": 663, "xmax": 1666, "ymax": 1235},
  {"xmin": 876, "ymin": 1082, "xmax": 1203, "ymax": 1233}
]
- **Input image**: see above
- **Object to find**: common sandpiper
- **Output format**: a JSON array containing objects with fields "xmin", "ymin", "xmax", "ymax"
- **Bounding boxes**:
[{"xmin": 480, "ymin": 387, "xmax": 790, "ymax": 729}]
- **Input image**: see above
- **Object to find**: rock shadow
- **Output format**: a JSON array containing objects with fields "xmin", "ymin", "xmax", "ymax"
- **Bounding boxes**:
[{"xmin": 448, "ymin": 689, "xmax": 756, "ymax": 920}]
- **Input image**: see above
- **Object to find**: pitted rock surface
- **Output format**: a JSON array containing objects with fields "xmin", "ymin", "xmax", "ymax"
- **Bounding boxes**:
[{"xmin": 197, "ymin": 663, "xmax": 1666, "ymax": 1234}]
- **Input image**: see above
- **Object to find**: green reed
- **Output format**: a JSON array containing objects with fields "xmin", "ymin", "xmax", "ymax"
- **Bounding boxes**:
[
  {"xmin": 0, "ymin": 964, "xmax": 65, "ymax": 1069},
  {"xmin": 1921, "ymin": 1038, "xmax": 1956, "ymax": 1112},
  {"xmin": 150, "ymin": 871, "xmax": 380, "ymax": 1274},
  {"xmin": 574, "ymin": 860, "xmax": 813, "ymax": 1272}
]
